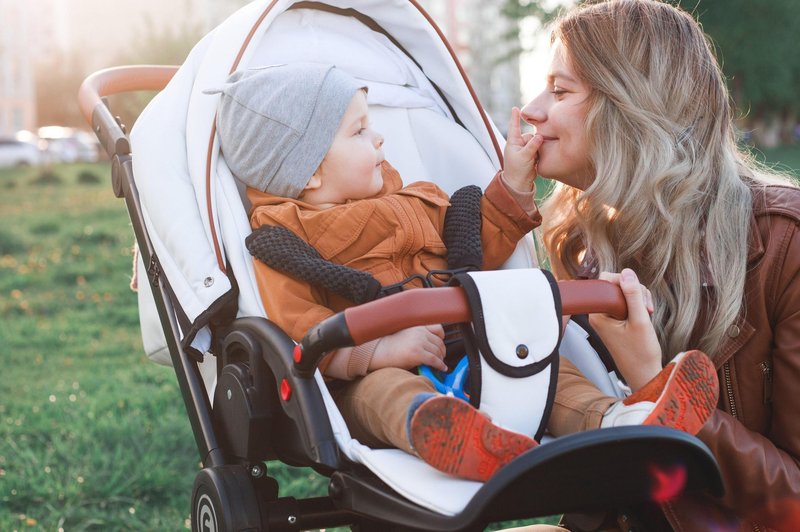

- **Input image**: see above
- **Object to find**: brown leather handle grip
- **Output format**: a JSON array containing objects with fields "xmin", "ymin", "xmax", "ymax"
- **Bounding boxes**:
[
  {"xmin": 345, "ymin": 279, "xmax": 627, "ymax": 345},
  {"xmin": 78, "ymin": 65, "xmax": 178, "ymax": 125}
]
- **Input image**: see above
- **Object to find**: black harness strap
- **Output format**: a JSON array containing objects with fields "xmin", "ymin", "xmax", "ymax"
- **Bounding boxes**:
[
  {"xmin": 443, "ymin": 185, "xmax": 483, "ymax": 271},
  {"xmin": 246, "ymin": 225, "xmax": 382, "ymax": 305}
]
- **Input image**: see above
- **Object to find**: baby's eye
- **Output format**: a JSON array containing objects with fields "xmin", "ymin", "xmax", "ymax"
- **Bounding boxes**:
[{"xmin": 355, "ymin": 127, "xmax": 367, "ymax": 136}]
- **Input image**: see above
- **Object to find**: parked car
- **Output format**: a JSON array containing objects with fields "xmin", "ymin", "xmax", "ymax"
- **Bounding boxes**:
[
  {"xmin": 38, "ymin": 126, "xmax": 99, "ymax": 163},
  {"xmin": 0, "ymin": 137, "xmax": 42, "ymax": 168}
]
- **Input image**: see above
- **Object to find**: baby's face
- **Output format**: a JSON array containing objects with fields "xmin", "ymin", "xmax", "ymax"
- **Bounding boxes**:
[{"xmin": 310, "ymin": 91, "xmax": 385, "ymax": 205}]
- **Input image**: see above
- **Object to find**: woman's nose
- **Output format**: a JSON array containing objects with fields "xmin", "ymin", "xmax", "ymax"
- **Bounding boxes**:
[{"xmin": 521, "ymin": 97, "xmax": 546, "ymax": 125}]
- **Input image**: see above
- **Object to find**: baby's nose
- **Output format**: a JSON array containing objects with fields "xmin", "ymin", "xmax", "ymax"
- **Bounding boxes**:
[{"xmin": 374, "ymin": 131, "xmax": 385, "ymax": 147}]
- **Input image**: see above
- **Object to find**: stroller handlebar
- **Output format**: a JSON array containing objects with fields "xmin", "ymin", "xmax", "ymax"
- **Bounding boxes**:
[
  {"xmin": 78, "ymin": 65, "xmax": 178, "ymax": 125},
  {"xmin": 295, "ymin": 280, "xmax": 626, "ymax": 377}
]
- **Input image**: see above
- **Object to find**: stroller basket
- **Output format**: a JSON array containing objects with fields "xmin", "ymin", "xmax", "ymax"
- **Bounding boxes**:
[{"xmin": 78, "ymin": 2, "xmax": 722, "ymax": 529}]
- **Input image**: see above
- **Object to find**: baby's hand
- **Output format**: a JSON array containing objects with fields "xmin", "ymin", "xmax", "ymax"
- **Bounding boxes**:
[
  {"xmin": 369, "ymin": 324, "xmax": 447, "ymax": 372},
  {"xmin": 503, "ymin": 107, "xmax": 543, "ymax": 192}
]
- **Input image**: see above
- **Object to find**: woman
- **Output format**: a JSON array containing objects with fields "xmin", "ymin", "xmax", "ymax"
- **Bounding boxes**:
[{"xmin": 519, "ymin": 0, "xmax": 800, "ymax": 529}]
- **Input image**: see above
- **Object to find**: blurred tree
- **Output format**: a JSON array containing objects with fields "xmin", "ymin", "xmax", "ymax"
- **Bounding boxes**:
[
  {"xmin": 106, "ymin": 17, "xmax": 206, "ymax": 131},
  {"xmin": 501, "ymin": 0, "xmax": 576, "ymax": 59},
  {"xmin": 673, "ymin": 0, "xmax": 800, "ymax": 146},
  {"xmin": 35, "ymin": 51, "xmax": 90, "ymax": 128}
]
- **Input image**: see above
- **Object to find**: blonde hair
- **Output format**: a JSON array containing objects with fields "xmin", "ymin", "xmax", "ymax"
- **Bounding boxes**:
[{"xmin": 540, "ymin": 0, "xmax": 791, "ymax": 358}]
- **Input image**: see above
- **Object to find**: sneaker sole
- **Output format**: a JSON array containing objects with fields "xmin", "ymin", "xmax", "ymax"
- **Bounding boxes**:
[
  {"xmin": 636, "ymin": 350, "xmax": 719, "ymax": 435},
  {"xmin": 410, "ymin": 396, "xmax": 537, "ymax": 481}
]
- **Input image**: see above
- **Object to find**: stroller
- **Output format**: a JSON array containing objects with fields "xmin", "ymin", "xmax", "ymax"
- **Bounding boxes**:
[{"xmin": 78, "ymin": 1, "xmax": 722, "ymax": 530}]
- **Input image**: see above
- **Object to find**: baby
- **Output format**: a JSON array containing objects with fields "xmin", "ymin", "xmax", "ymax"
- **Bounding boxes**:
[{"xmin": 211, "ymin": 63, "xmax": 718, "ymax": 481}]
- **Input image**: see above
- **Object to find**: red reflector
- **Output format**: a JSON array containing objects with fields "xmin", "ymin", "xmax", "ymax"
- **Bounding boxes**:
[
  {"xmin": 293, "ymin": 345, "xmax": 302, "ymax": 364},
  {"xmin": 280, "ymin": 378, "xmax": 292, "ymax": 401}
]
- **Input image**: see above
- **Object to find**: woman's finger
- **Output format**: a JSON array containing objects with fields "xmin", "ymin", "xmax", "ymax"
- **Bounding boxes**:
[
  {"xmin": 619, "ymin": 268, "xmax": 650, "ymax": 324},
  {"xmin": 598, "ymin": 271, "xmax": 621, "ymax": 283}
]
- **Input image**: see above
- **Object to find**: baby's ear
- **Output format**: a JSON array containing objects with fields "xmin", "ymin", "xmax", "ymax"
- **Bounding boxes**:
[{"xmin": 303, "ymin": 173, "xmax": 323, "ymax": 192}]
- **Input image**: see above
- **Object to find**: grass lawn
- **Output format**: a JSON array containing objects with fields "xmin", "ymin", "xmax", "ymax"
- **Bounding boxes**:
[
  {"xmin": 0, "ymin": 163, "xmax": 328, "ymax": 530},
  {"xmin": 2, "ymin": 144, "xmax": 799, "ymax": 530}
]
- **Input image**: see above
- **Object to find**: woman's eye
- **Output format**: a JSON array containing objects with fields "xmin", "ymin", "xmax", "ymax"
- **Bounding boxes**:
[{"xmin": 550, "ymin": 86, "xmax": 566, "ymax": 97}]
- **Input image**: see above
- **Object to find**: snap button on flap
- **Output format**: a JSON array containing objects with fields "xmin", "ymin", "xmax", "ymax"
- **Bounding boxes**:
[
  {"xmin": 728, "ymin": 324, "xmax": 740, "ymax": 338},
  {"xmin": 516, "ymin": 344, "xmax": 529, "ymax": 359},
  {"xmin": 203, "ymin": 276, "xmax": 214, "ymax": 287}
]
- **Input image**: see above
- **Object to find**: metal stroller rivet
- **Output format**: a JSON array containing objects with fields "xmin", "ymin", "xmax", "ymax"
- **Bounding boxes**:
[
  {"xmin": 516, "ymin": 344, "xmax": 529, "ymax": 359},
  {"xmin": 203, "ymin": 276, "xmax": 214, "ymax": 287},
  {"xmin": 226, "ymin": 389, "xmax": 232, "ymax": 400},
  {"xmin": 250, "ymin": 464, "xmax": 264, "ymax": 478},
  {"xmin": 288, "ymin": 515, "xmax": 297, "ymax": 524}
]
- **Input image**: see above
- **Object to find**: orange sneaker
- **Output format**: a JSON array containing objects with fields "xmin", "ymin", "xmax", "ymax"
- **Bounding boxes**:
[
  {"xmin": 409, "ymin": 395, "xmax": 538, "ymax": 481},
  {"xmin": 601, "ymin": 350, "xmax": 719, "ymax": 435}
]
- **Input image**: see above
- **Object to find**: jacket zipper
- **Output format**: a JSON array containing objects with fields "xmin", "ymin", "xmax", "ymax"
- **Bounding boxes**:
[
  {"xmin": 760, "ymin": 360, "xmax": 773, "ymax": 403},
  {"xmin": 724, "ymin": 362, "xmax": 766, "ymax": 532},
  {"xmin": 723, "ymin": 361, "xmax": 738, "ymax": 419}
]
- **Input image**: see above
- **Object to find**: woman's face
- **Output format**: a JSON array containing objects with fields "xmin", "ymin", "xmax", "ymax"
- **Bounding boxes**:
[{"xmin": 521, "ymin": 41, "xmax": 594, "ymax": 190}]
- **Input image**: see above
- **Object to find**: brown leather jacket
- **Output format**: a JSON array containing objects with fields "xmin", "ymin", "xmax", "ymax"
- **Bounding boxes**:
[{"xmin": 656, "ymin": 184, "xmax": 800, "ymax": 531}]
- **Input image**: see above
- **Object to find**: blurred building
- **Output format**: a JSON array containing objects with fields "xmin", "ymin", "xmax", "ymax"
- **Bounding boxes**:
[{"xmin": 0, "ymin": 1, "xmax": 36, "ymax": 135}]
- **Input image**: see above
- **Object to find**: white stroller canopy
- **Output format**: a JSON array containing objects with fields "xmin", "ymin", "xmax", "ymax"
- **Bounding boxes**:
[{"xmin": 130, "ymin": 0, "xmax": 538, "ymax": 516}]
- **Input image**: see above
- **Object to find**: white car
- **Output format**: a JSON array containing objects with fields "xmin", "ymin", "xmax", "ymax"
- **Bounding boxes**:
[
  {"xmin": 37, "ymin": 126, "xmax": 99, "ymax": 163},
  {"xmin": 0, "ymin": 138, "xmax": 41, "ymax": 168}
]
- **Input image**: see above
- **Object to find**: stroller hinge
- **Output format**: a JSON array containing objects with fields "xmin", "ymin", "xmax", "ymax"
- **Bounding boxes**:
[{"xmin": 147, "ymin": 255, "xmax": 162, "ymax": 286}]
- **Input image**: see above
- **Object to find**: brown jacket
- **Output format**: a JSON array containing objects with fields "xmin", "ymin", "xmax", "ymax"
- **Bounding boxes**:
[
  {"xmin": 580, "ymin": 185, "xmax": 800, "ymax": 530},
  {"xmin": 248, "ymin": 162, "xmax": 539, "ymax": 367}
]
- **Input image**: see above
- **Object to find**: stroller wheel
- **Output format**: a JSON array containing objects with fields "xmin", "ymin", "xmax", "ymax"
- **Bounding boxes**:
[{"xmin": 191, "ymin": 465, "xmax": 262, "ymax": 532}]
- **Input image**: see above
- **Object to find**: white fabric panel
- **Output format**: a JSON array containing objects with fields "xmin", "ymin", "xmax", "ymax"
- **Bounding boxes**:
[
  {"xmin": 249, "ymin": 9, "xmax": 451, "ymax": 117},
  {"xmin": 560, "ymin": 320, "xmax": 626, "ymax": 399},
  {"xmin": 468, "ymin": 270, "xmax": 559, "ymax": 367},
  {"xmin": 131, "ymin": 31, "xmax": 231, "ymax": 326},
  {"xmin": 315, "ymin": 373, "xmax": 481, "ymax": 516},
  {"xmin": 466, "ymin": 270, "xmax": 559, "ymax": 437}
]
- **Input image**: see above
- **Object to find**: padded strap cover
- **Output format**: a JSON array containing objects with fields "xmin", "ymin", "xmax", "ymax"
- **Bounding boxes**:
[{"xmin": 455, "ymin": 269, "xmax": 561, "ymax": 440}]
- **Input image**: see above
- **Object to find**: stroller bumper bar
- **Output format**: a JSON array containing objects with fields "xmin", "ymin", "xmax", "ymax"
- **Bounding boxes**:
[{"xmin": 296, "ymin": 279, "xmax": 626, "ymax": 377}]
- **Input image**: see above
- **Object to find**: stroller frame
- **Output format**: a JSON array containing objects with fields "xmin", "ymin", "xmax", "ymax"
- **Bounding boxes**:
[{"xmin": 78, "ymin": 2, "xmax": 722, "ymax": 531}]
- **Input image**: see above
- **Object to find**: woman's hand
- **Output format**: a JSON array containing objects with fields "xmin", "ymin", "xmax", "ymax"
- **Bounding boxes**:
[
  {"xmin": 588, "ymin": 268, "xmax": 663, "ymax": 390},
  {"xmin": 503, "ymin": 106, "xmax": 543, "ymax": 192},
  {"xmin": 368, "ymin": 324, "xmax": 447, "ymax": 372}
]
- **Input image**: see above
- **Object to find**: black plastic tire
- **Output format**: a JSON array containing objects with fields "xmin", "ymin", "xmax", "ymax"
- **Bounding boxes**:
[{"xmin": 191, "ymin": 465, "xmax": 263, "ymax": 532}]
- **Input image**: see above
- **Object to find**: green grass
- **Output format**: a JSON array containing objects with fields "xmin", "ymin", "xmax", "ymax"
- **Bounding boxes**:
[
  {"xmin": 0, "ymin": 163, "xmax": 327, "ymax": 531},
  {"xmin": 3, "ymin": 144, "xmax": 799, "ymax": 530}
]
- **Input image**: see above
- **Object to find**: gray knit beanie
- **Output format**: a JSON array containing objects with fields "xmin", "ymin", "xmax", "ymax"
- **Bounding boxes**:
[{"xmin": 209, "ymin": 63, "xmax": 364, "ymax": 197}]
